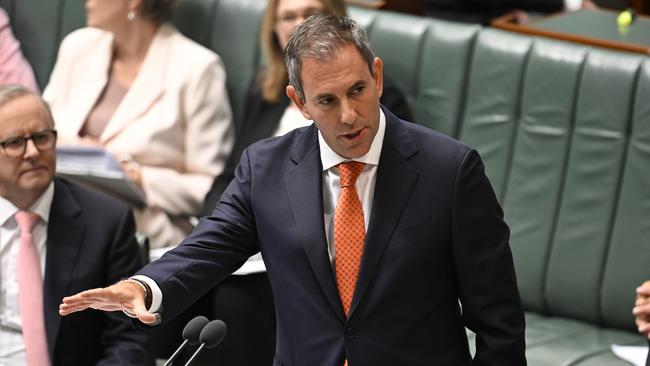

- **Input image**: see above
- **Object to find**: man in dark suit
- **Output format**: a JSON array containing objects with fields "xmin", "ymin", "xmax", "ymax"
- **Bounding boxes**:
[
  {"xmin": 60, "ymin": 15, "xmax": 526, "ymax": 365},
  {"xmin": 0, "ymin": 85, "xmax": 152, "ymax": 365}
]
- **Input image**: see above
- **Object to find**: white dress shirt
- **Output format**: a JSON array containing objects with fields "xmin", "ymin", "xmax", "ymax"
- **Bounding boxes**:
[
  {"xmin": 0, "ymin": 183, "xmax": 54, "ymax": 365},
  {"xmin": 144, "ymin": 111, "xmax": 387, "ymax": 314}
]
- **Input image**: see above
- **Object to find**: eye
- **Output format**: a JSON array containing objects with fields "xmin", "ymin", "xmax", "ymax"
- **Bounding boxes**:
[
  {"xmin": 3, "ymin": 137, "xmax": 24, "ymax": 149},
  {"xmin": 32, "ymin": 132, "xmax": 51, "ymax": 145},
  {"xmin": 279, "ymin": 13, "xmax": 296, "ymax": 23},
  {"xmin": 318, "ymin": 96, "xmax": 335, "ymax": 105},
  {"xmin": 351, "ymin": 86, "xmax": 366, "ymax": 95}
]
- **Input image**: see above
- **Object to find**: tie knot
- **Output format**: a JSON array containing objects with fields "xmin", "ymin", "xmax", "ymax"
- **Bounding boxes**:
[
  {"xmin": 338, "ymin": 161, "xmax": 365, "ymax": 188},
  {"xmin": 15, "ymin": 210, "xmax": 39, "ymax": 234}
]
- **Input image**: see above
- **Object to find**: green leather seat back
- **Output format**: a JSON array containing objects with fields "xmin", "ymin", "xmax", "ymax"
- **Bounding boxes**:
[
  {"xmin": 458, "ymin": 29, "xmax": 532, "ymax": 201},
  {"xmin": 172, "ymin": 0, "xmax": 219, "ymax": 48},
  {"xmin": 600, "ymin": 59, "xmax": 650, "ymax": 330},
  {"xmin": 504, "ymin": 40, "xmax": 586, "ymax": 314},
  {"xmin": 415, "ymin": 21, "xmax": 479, "ymax": 137},
  {"xmin": 7, "ymin": 0, "xmax": 63, "ymax": 87},
  {"xmin": 545, "ymin": 49, "xmax": 642, "ymax": 327},
  {"xmin": 174, "ymin": 0, "xmax": 265, "ymax": 128},
  {"xmin": 208, "ymin": 0, "xmax": 265, "ymax": 128}
]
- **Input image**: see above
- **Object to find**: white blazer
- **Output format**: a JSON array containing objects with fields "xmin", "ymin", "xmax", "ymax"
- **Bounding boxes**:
[{"xmin": 44, "ymin": 24, "xmax": 234, "ymax": 248}]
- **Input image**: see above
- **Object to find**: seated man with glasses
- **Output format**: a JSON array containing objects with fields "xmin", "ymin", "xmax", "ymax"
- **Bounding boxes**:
[{"xmin": 0, "ymin": 84, "xmax": 152, "ymax": 365}]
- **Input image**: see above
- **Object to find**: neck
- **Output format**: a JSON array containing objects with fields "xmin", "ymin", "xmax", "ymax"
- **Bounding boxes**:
[
  {"xmin": 111, "ymin": 20, "xmax": 159, "ymax": 65},
  {"xmin": 4, "ymin": 190, "xmax": 41, "ymax": 211}
]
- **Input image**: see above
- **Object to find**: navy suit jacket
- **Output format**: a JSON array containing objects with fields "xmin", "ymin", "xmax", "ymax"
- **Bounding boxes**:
[
  {"xmin": 140, "ymin": 108, "xmax": 526, "ymax": 365},
  {"xmin": 45, "ymin": 178, "xmax": 152, "ymax": 365}
]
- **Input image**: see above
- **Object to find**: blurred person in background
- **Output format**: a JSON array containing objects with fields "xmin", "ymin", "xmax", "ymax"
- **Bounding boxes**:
[
  {"xmin": 0, "ymin": 8, "xmax": 38, "ymax": 91},
  {"xmin": 43, "ymin": 0, "xmax": 234, "ymax": 251},
  {"xmin": 197, "ymin": 0, "xmax": 411, "ymax": 365}
]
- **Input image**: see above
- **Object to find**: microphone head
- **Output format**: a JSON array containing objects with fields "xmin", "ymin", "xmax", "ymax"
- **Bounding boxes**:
[
  {"xmin": 182, "ymin": 316, "xmax": 209, "ymax": 345},
  {"xmin": 199, "ymin": 319, "xmax": 227, "ymax": 349}
]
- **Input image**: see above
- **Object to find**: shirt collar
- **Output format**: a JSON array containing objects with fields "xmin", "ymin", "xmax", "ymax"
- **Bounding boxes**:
[
  {"xmin": 0, "ymin": 182, "xmax": 55, "ymax": 226},
  {"xmin": 319, "ymin": 109, "xmax": 386, "ymax": 171}
]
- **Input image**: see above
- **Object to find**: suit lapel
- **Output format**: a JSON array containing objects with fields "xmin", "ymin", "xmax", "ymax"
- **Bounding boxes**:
[
  {"xmin": 64, "ymin": 31, "xmax": 112, "ymax": 137},
  {"xmin": 99, "ymin": 25, "xmax": 169, "ymax": 142},
  {"xmin": 349, "ymin": 111, "xmax": 419, "ymax": 316},
  {"xmin": 43, "ymin": 179, "xmax": 85, "ymax": 356},
  {"xmin": 284, "ymin": 127, "xmax": 346, "ymax": 323}
]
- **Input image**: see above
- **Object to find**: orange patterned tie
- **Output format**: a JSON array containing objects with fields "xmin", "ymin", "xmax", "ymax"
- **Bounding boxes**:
[{"xmin": 334, "ymin": 161, "xmax": 366, "ymax": 316}]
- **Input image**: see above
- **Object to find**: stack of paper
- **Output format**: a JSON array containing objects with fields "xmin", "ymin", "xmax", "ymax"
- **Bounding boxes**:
[{"xmin": 56, "ymin": 146, "xmax": 146, "ymax": 208}]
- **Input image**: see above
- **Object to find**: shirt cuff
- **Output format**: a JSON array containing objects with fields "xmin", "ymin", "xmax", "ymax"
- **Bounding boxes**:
[
  {"xmin": 565, "ymin": 0, "xmax": 583, "ymax": 11},
  {"xmin": 131, "ymin": 275, "xmax": 163, "ymax": 313}
]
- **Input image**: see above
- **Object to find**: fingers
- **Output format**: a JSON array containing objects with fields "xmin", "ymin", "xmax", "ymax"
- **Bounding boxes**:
[
  {"xmin": 637, "ymin": 319, "xmax": 650, "ymax": 337},
  {"xmin": 59, "ymin": 288, "xmax": 110, "ymax": 315},
  {"xmin": 637, "ymin": 281, "xmax": 650, "ymax": 297},
  {"xmin": 59, "ymin": 281, "xmax": 155, "ymax": 324}
]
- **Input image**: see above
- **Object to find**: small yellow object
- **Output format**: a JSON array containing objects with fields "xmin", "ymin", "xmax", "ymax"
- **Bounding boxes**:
[{"xmin": 617, "ymin": 10, "xmax": 633, "ymax": 27}]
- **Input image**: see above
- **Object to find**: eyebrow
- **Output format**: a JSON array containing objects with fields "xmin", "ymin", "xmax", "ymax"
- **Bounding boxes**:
[
  {"xmin": 348, "ymin": 80, "xmax": 367, "ymax": 92},
  {"xmin": 311, "ymin": 79, "xmax": 368, "ymax": 103}
]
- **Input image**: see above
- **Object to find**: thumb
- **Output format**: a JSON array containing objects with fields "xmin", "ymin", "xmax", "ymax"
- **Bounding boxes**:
[{"xmin": 126, "ymin": 295, "xmax": 160, "ymax": 325}]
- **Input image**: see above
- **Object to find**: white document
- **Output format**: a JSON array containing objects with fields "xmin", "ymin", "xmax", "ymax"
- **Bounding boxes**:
[
  {"xmin": 611, "ymin": 344, "xmax": 648, "ymax": 366},
  {"xmin": 56, "ymin": 146, "xmax": 146, "ymax": 208}
]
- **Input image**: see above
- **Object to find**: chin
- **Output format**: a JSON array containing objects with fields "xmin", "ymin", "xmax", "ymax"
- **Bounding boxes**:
[{"xmin": 20, "ymin": 174, "xmax": 52, "ymax": 193}]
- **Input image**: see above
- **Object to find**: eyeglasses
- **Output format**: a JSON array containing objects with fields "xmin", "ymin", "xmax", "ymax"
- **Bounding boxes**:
[{"xmin": 0, "ymin": 129, "xmax": 57, "ymax": 158}]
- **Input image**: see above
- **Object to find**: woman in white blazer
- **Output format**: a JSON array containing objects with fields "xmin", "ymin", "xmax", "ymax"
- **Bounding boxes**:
[{"xmin": 44, "ymin": 0, "xmax": 233, "ymax": 249}]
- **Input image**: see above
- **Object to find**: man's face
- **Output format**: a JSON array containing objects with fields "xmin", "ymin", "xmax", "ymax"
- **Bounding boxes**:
[
  {"xmin": 0, "ymin": 95, "xmax": 56, "ymax": 207},
  {"xmin": 288, "ymin": 44, "xmax": 383, "ymax": 159}
]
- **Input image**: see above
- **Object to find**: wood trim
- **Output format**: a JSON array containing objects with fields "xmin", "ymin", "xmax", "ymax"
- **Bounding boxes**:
[{"xmin": 491, "ymin": 12, "xmax": 650, "ymax": 55}]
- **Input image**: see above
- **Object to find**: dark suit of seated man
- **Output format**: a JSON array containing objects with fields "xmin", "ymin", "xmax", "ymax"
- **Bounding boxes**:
[
  {"xmin": 60, "ymin": 15, "xmax": 526, "ymax": 366},
  {"xmin": 0, "ymin": 85, "xmax": 152, "ymax": 366}
]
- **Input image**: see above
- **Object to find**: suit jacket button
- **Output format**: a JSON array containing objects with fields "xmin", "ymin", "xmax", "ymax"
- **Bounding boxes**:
[{"xmin": 345, "ymin": 327, "xmax": 355, "ymax": 339}]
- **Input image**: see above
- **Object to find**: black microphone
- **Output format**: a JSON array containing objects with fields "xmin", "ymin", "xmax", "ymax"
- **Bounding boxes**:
[
  {"xmin": 184, "ymin": 319, "xmax": 227, "ymax": 366},
  {"xmin": 164, "ymin": 315, "xmax": 209, "ymax": 366}
]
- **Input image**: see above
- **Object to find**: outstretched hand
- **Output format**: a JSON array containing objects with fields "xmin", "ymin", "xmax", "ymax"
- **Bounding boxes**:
[
  {"xmin": 59, "ymin": 280, "xmax": 159, "ymax": 325},
  {"xmin": 634, "ymin": 280, "xmax": 650, "ymax": 340}
]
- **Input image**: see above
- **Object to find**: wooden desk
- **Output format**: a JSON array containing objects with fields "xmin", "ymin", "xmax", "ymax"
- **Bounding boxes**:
[{"xmin": 492, "ymin": 9, "xmax": 650, "ymax": 55}]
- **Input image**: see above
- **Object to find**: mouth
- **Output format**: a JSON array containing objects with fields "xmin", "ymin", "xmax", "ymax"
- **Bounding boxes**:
[
  {"xmin": 21, "ymin": 166, "xmax": 48, "ymax": 175},
  {"xmin": 340, "ymin": 129, "xmax": 364, "ymax": 141}
]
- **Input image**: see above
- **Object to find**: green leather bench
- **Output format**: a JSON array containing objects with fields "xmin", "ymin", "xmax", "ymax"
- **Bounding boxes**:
[{"xmin": 4, "ymin": 0, "xmax": 648, "ymax": 364}]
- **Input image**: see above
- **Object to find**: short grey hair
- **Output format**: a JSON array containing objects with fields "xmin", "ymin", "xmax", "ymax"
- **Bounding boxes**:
[
  {"xmin": 284, "ymin": 14, "xmax": 375, "ymax": 101},
  {"xmin": 0, "ymin": 84, "xmax": 54, "ymax": 126}
]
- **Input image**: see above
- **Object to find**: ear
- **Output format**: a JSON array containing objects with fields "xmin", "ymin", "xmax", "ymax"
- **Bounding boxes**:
[
  {"xmin": 372, "ymin": 57, "xmax": 384, "ymax": 99},
  {"xmin": 286, "ymin": 85, "xmax": 312, "ymax": 120}
]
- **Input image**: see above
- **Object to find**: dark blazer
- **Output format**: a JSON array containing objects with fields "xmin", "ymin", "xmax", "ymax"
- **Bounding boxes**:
[
  {"xmin": 424, "ymin": 0, "xmax": 563, "ymax": 24},
  {"xmin": 44, "ymin": 178, "xmax": 152, "ymax": 366},
  {"xmin": 202, "ymin": 75, "xmax": 412, "ymax": 215},
  {"xmin": 141, "ymin": 108, "xmax": 526, "ymax": 365}
]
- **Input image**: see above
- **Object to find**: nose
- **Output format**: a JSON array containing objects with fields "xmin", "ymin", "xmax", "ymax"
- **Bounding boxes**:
[
  {"xmin": 340, "ymin": 99, "xmax": 358, "ymax": 126},
  {"xmin": 23, "ymin": 139, "xmax": 40, "ymax": 158}
]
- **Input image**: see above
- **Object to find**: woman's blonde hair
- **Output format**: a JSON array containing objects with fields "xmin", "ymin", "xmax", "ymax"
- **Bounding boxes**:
[{"xmin": 260, "ymin": 0, "xmax": 347, "ymax": 102}]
